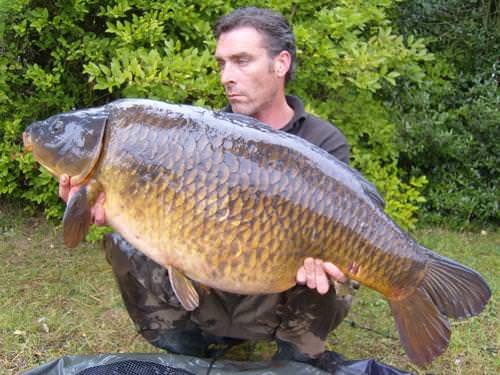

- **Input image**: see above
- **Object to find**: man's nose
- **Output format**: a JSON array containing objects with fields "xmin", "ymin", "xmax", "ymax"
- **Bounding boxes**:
[{"xmin": 220, "ymin": 63, "xmax": 236, "ymax": 85}]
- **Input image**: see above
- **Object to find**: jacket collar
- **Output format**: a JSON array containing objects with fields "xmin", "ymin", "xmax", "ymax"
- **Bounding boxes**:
[{"xmin": 222, "ymin": 95, "xmax": 306, "ymax": 132}]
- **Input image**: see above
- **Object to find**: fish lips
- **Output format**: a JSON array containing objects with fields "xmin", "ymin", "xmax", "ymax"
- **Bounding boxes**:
[{"xmin": 22, "ymin": 130, "xmax": 33, "ymax": 151}]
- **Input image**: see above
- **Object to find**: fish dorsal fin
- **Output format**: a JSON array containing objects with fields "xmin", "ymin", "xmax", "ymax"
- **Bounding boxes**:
[
  {"xmin": 168, "ymin": 266, "xmax": 199, "ymax": 311},
  {"xmin": 62, "ymin": 180, "xmax": 101, "ymax": 248},
  {"xmin": 357, "ymin": 172, "xmax": 385, "ymax": 209},
  {"xmin": 344, "ymin": 163, "xmax": 386, "ymax": 209}
]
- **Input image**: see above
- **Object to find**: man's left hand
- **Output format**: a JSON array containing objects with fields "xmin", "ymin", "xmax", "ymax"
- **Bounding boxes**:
[{"xmin": 296, "ymin": 258, "xmax": 347, "ymax": 295}]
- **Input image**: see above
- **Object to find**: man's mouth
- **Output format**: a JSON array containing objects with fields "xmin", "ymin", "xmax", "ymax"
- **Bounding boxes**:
[{"xmin": 228, "ymin": 94, "xmax": 244, "ymax": 101}]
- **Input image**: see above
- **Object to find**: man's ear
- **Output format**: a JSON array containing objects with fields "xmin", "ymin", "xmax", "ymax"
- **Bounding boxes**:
[{"xmin": 274, "ymin": 51, "xmax": 292, "ymax": 78}]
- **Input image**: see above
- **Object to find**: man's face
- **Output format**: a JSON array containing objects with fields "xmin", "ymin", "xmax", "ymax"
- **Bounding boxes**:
[{"xmin": 215, "ymin": 27, "xmax": 282, "ymax": 118}]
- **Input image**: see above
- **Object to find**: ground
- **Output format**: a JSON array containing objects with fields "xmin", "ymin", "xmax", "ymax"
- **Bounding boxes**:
[{"xmin": 0, "ymin": 202, "xmax": 498, "ymax": 374}]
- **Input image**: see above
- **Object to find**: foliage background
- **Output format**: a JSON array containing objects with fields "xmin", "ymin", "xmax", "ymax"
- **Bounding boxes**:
[
  {"xmin": 0, "ymin": 0, "xmax": 497, "ymax": 229},
  {"xmin": 390, "ymin": 0, "xmax": 499, "ymax": 228}
]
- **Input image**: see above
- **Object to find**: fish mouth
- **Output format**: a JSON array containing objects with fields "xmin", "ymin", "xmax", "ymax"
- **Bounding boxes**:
[{"xmin": 22, "ymin": 131, "xmax": 33, "ymax": 152}]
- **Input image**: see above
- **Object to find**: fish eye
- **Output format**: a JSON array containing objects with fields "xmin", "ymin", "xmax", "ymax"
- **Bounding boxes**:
[{"xmin": 51, "ymin": 120, "xmax": 64, "ymax": 133}]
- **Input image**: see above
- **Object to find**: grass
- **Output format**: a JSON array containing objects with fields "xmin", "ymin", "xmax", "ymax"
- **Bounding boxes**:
[{"xmin": 0, "ymin": 201, "xmax": 498, "ymax": 374}]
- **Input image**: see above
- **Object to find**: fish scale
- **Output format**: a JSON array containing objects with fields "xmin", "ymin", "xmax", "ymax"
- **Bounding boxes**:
[{"xmin": 23, "ymin": 98, "xmax": 490, "ymax": 366}]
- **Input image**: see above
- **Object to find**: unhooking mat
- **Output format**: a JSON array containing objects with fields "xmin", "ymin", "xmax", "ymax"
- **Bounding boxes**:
[{"xmin": 24, "ymin": 352, "xmax": 414, "ymax": 375}]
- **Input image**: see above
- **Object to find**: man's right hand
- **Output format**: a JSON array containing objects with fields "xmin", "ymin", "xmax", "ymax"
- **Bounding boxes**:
[
  {"xmin": 296, "ymin": 258, "xmax": 348, "ymax": 295},
  {"xmin": 59, "ymin": 174, "xmax": 107, "ymax": 225}
]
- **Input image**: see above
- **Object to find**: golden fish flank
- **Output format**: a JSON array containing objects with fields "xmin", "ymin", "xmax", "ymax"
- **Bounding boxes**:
[{"xmin": 23, "ymin": 98, "xmax": 490, "ymax": 366}]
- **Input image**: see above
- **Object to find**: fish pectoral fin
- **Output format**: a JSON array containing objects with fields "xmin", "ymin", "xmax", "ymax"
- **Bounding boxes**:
[
  {"xmin": 62, "ymin": 181, "xmax": 101, "ymax": 248},
  {"xmin": 168, "ymin": 266, "xmax": 199, "ymax": 311}
]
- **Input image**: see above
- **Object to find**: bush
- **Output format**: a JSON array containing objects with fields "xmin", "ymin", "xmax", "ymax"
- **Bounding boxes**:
[
  {"xmin": 0, "ymin": 0, "xmax": 432, "ymax": 229},
  {"xmin": 389, "ymin": 0, "xmax": 499, "ymax": 228}
]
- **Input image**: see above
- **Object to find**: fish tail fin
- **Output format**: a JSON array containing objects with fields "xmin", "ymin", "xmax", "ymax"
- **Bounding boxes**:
[
  {"xmin": 389, "ymin": 284, "xmax": 451, "ymax": 366},
  {"xmin": 419, "ymin": 249, "xmax": 491, "ymax": 319},
  {"xmin": 389, "ymin": 246, "xmax": 491, "ymax": 366}
]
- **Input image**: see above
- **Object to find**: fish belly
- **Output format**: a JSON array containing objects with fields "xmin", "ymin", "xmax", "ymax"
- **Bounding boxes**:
[{"xmin": 96, "ymin": 104, "xmax": 427, "ymax": 296}]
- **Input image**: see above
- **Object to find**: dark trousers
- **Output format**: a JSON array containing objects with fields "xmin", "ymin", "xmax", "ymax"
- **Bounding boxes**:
[{"xmin": 104, "ymin": 233, "xmax": 352, "ymax": 358}]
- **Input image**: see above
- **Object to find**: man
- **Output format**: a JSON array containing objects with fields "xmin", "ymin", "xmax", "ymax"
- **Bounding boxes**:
[{"xmin": 59, "ymin": 7, "xmax": 355, "ymax": 370}]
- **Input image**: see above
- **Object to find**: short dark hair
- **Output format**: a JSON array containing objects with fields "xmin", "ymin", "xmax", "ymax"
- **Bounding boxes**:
[{"xmin": 214, "ymin": 7, "xmax": 297, "ymax": 83}]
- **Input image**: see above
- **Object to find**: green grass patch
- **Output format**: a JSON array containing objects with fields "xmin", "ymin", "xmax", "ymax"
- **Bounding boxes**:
[
  {"xmin": 333, "ymin": 227, "xmax": 499, "ymax": 374},
  {"xmin": 1, "ymin": 202, "xmax": 498, "ymax": 374}
]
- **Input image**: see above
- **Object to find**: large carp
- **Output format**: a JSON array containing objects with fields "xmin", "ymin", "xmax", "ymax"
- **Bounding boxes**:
[{"xmin": 23, "ymin": 99, "xmax": 490, "ymax": 366}]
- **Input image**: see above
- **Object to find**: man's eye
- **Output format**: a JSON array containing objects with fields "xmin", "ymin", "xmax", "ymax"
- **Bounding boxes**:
[{"xmin": 237, "ymin": 58, "xmax": 248, "ymax": 65}]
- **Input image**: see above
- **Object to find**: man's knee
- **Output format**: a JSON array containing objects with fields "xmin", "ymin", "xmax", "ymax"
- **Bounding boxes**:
[
  {"xmin": 102, "ymin": 232, "xmax": 193, "ymax": 331},
  {"xmin": 276, "ymin": 285, "xmax": 354, "ymax": 358},
  {"xmin": 103, "ymin": 232, "xmax": 138, "ymax": 272}
]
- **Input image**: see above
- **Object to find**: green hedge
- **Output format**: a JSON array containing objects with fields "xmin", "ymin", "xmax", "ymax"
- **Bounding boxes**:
[
  {"xmin": 0, "ymin": 0, "xmax": 432, "ymax": 229},
  {"xmin": 390, "ymin": 0, "xmax": 499, "ymax": 228}
]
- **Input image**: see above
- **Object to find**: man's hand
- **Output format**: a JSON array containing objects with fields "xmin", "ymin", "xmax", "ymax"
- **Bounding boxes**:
[
  {"xmin": 296, "ymin": 258, "xmax": 347, "ymax": 295},
  {"xmin": 59, "ymin": 174, "xmax": 107, "ymax": 225}
]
